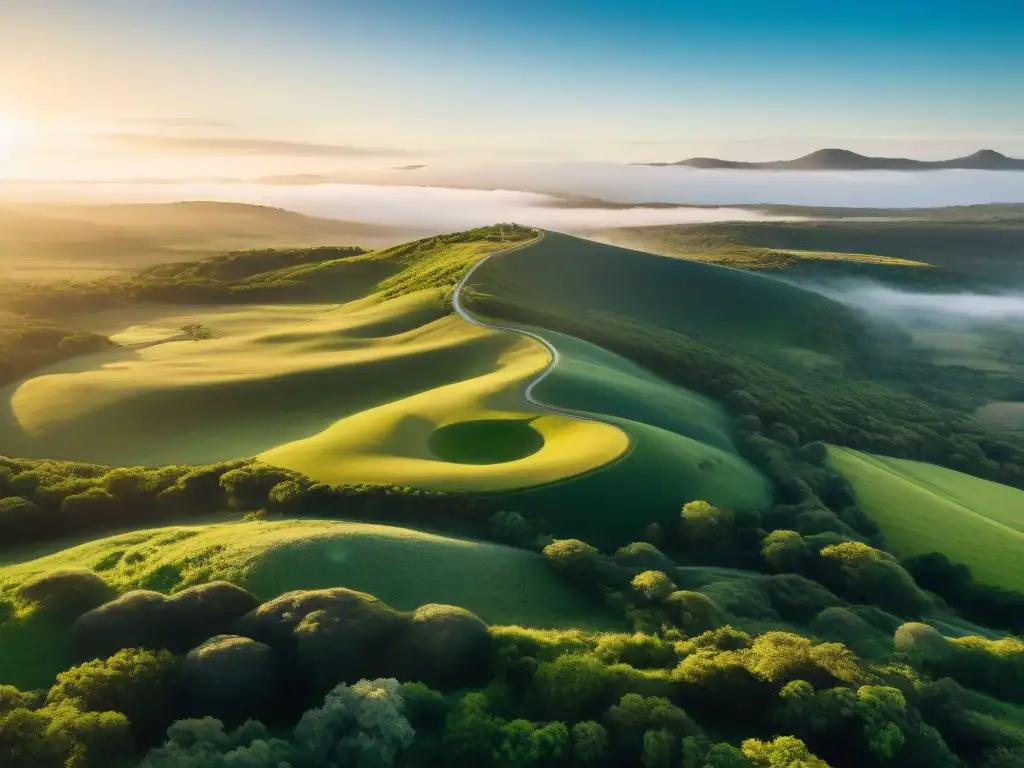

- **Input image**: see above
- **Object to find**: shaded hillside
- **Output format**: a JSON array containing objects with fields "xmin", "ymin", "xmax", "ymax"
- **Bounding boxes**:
[
  {"xmin": 645, "ymin": 148, "xmax": 1024, "ymax": 170},
  {"xmin": 595, "ymin": 217, "xmax": 1024, "ymax": 284}
]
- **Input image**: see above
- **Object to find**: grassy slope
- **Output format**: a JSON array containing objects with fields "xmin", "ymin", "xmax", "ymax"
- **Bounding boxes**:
[
  {"xmin": 592, "ymin": 219, "xmax": 1024, "ymax": 285},
  {"xmin": 462, "ymin": 233, "xmax": 774, "ymax": 543},
  {"xmin": 0, "ymin": 518, "xmax": 621, "ymax": 688},
  {"xmin": 1, "ymin": 230, "xmax": 626, "ymax": 492},
  {"xmin": 828, "ymin": 446, "xmax": 1024, "ymax": 592}
]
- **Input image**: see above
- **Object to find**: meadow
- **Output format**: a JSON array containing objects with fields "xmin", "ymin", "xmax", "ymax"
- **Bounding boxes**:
[{"xmin": 828, "ymin": 446, "xmax": 1024, "ymax": 592}]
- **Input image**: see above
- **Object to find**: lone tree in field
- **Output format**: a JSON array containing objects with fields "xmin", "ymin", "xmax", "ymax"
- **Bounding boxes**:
[{"xmin": 180, "ymin": 323, "xmax": 213, "ymax": 340}]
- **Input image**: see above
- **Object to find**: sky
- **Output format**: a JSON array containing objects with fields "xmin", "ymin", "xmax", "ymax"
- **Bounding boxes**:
[{"xmin": 1, "ymin": 0, "xmax": 1023, "ymax": 179}]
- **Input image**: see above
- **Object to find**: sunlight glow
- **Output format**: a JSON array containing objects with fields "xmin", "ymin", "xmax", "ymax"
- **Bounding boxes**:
[{"xmin": 0, "ymin": 118, "xmax": 29, "ymax": 156}]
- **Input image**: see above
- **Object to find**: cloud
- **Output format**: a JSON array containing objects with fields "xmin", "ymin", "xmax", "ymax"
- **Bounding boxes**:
[
  {"xmin": 101, "ymin": 133, "xmax": 418, "ymax": 158},
  {"xmin": 115, "ymin": 117, "xmax": 234, "ymax": 128}
]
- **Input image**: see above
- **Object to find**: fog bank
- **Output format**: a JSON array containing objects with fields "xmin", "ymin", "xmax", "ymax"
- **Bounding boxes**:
[{"xmin": 0, "ymin": 181, "xmax": 800, "ymax": 233}]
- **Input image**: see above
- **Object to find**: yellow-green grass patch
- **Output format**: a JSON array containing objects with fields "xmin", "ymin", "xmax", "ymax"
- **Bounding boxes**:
[
  {"xmin": 828, "ymin": 445, "xmax": 1024, "ymax": 592},
  {"xmin": 1, "ymin": 286, "xmax": 626, "ymax": 490}
]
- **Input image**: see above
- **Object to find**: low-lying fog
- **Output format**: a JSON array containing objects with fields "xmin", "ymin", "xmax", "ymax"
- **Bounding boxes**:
[
  {"xmin": 791, "ymin": 279, "xmax": 1024, "ymax": 326},
  {"xmin": 0, "ymin": 181, "xmax": 801, "ymax": 233}
]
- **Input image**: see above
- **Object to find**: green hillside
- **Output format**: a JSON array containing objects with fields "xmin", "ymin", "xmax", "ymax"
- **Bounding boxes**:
[
  {"xmin": 594, "ymin": 217, "xmax": 1024, "ymax": 285},
  {"xmin": 828, "ymin": 446, "xmax": 1024, "ymax": 592},
  {"xmin": 0, "ymin": 518, "xmax": 620, "ymax": 687}
]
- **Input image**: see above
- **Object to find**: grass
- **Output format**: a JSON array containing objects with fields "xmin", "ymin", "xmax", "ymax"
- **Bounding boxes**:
[
  {"xmin": 456, "ymin": 239, "xmax": 775, "ymax": 543},
  {"xmin": 0, "ymin": 518, "xmax": 622, "ymax": 688},
  {"xmin": 1, "ymin": 226, "xmax": 626, "ymax": 493},
  {"xmin": 828, "ymin": 446, "xmax": 1024, "ymax": 592},
  {"xmin": 592, "ymin": 219, "xmax": 1024, "ymax": 285}
]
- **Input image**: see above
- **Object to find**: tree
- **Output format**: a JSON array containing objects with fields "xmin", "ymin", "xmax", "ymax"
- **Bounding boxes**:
[
  {"xmin": 179, "ymin": 324, "xmax": 213, "ymax": 340},
  {"xmin": 664, "ymin": 591, "xmax": 722, "ymax": 635},
  {"xmin": 47, "ymin": 648, "xmax": 178, "ymax": 745},
  {"xmin": 681, "ymin": 501, "xmax": 734, "ymax": 550},
  {"xmin": 818, "ymin": 541, "xmax": 931, "ymax": 617},
  {"xmin": 293, "ymin": 678, "xmax": 414, "ymax": 767},
  {"xmin": 489, "ymin": 511, "xmax": 536, "ymax": 547},
  {"xmin": 0, "ymin": 496, "xmax": 45, "ymax": 542},
  {"xmin": 140, "ymin": 717, "xmax": 295, "ymax": 768},
  {"xmin": 741, "ymin": 735, "xmax": 830, "ymax": 767},
  {"xmin": 571, "ymin": 721, "xmax": 608, "ymax": 764},
  {"xmin": 543, "ymin": 539, "xmax": 603, "ymax": 582},
  {"xmin": 761, "ymin": 531, "xmax": 805, "ymax": 574},
  {"xmin": 641, "ymin": 728, "xmax": 675, "ymax": 768},
  {"xmin": 632, "ymin": 571, "xmax": 676, "ymax": 604},
  {"xmin": 442, "ymin": 692, "xmax": 500, "ymax": 767}
]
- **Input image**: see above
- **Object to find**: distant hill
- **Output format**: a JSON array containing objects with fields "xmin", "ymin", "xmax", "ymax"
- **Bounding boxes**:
[
  {"xmin": 0, "ymin": 201, "xmax": 419, "ymax": 281},
  {"xmin": 644, "ymin": 148, "xmax": 1024, "ymax": 171}
]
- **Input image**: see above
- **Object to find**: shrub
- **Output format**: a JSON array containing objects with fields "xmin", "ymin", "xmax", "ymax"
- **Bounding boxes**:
[
  {"xmin": 741, "ymin": 735, "xmax": 829, "ymax": 767},
  {"xmin": 234, "ymin": 588, "xmax": 407, "ymax": 693},
  {"xmin": 47, "ymin": 648, "xmax": 178, "ymax": 744},
  {"xmin": 664, "ymin": 591, "xmax": 723, "ymax": 635},
  {"xmin": 818, "ymin": 541, "xmax": 932, "ymax": 617},
  {"xmin": 572, "ymin": 720, "xmax": 609, "ymax": 764},
  {"xmin": 761, "ymin": 530, "xmax": 805, "ymax": 573},
  {"xmin": 681, "ymin": 500, "xmax": 734, "ymax": 549},
  {"xmin": 293, "ymin": 678, "xmax": 414, "ymax": 767},
  {"xmin": 488, "ymin": 510, "xmax": 535, "ymax": 547},
  {"xmin": 398, "ymin": 604, "xmax": 490, "ymax": 689},
  {"xmin": 543, "ymin": 539, "xmax": 603, "ymax": 582},
  {"xmin": 614, "ymin": 542, "xmax": 677, "ymax": 572},
  {"xmin": 140, "ymin": 717, "xmax": 295, "ymax": 767},
  {"xmin": 15, "ymin": 570, "xmax": 116, "ymax": 619},
  {"xmin": 167, "ymin": 581, "xmax": 260, "ymax": 652},
  {"xmin": 763, "ymin": 574, "xmax": 840, "ymax": 622},
  {"xmin": 72, "ymin": 590, "xmax": 171, "ymax": 661},
  {"xmin": 631, "ymin": 571, "xmax": 676, "ymax": 604},
  {"xmin": 894, "ymin": 622, "xmax": 949, "ymax": 663},
  {"xmin": 182, "ymin": 635, "xmax": 276, "ymax": 724},
  {"xmin": 0, "ymin": 496, "xmax": 46, "ymax": 543}
]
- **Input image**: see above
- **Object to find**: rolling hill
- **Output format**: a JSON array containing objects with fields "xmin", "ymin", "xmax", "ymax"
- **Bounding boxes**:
[
  {"xmin": 0, "ymin": 517, "xmax": 621, "ymax": 687},
  {"xmin": 643, "ymin": 148, "xmax": 1024, "ymax": 171},
  {"xmin": 828, "ymin": 446, "xmax": 1024, "ymax": 593},
  {"xmin": 0, "ymin": 201, "xmax": 416, "ymax": 281}
]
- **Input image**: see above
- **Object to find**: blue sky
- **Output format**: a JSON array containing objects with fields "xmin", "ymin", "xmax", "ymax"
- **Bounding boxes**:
[{"xmin": 1, "ymin": 0, "xmax": 1022, "ymax": 176}]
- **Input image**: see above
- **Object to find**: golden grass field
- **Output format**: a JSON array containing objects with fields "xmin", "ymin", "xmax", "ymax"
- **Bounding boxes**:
[{"xmin": 0, "ymin": 285, "xmax": 626, "ymax": 491}]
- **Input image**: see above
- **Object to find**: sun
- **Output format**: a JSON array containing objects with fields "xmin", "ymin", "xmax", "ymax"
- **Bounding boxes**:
[{"xmin": 0, "ymin": 118, "xmax": 28, "ymax": 155}]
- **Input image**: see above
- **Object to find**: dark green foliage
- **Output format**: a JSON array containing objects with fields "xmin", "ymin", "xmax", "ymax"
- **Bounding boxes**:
[
  {"xmin": 905, "ymin": 553, "xmax": 1024, "ymax": 634},
  {"xmin": 398, "ymin": 604, "xmax": 491, "ymax": 690},
  {"xmin": 0, "ymin": 496, "xmax": 46, "ymax": 543},
  {"xmin": 219, "ymin": 464, "xmax": 302, "ymax": 511},
  {"xmin": 0, "ymin": 311, "xmax": 113, "ymax": 388},
  {"xmin": 233, "ymin": 588, "xmax": 407, "ymax": 695},
  {"xmin": 542, "ymin": 539, "xmax": 603, "ymax": 583},
  {"xmin": 72, "ymin": 591, "xmax": 172, "ymax": 661},
  {"xmin": 613, "ymin": 542, "xmax": 678, "ymax": 573},
  {"xmin": 166, "ymin": 581, "xmax": 260, "ymax": 651},
  {"xmin": 47, "ymin": 647, "xmax": 178, "ymax": 745},
  {"xmin": 139, "ymin": 717, "xmax": 295, "ymax": 768},
  {"xmin": 0, "ymin": 700, "xmax": 133, "ymax": 768},
  {"xmin": 816, "ymin": 542, "xmax": 932, "ymax": 617},
  {"xmin": 181, "ymin": 636, "xmax": 276, "ymax": 725},
  {"xmin": 664, "ymin": 591, "xmax": 723, "ymax": 635},
  {"xmin": 15, "ymin": 570, "xmax": 117, "ymax": 619},
  {"xmin": 489, "ymin": 510, "xmax": 537, "ymax": 548},
  {"xmin": 763, "ymin": 575, "xmax": 841, "ymax": 622},
  {"xmin": 761, "ymin": 530, "xmax": 806, "ymax": 574}
]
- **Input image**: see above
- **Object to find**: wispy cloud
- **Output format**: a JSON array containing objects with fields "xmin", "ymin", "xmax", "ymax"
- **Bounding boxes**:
[
  {"xmin": 101, "ymin": 133, "xmax": 419, "ymax": 158},
  {"xmin": 115, "ymin": 117, "xmax": 234, "ymax": 128}
]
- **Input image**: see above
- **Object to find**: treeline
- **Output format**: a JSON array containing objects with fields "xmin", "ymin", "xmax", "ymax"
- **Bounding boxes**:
[
  {"xmin": 0, "ymin": 456, "xmax": 495, "ymax": 550},
  {"xmin": 0, "ymin": 313, "xmax": 113, "ymax": 386},
  {"xmin": 3, "ymin": 558, "xmax": 1022, "ymax": 767}
]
